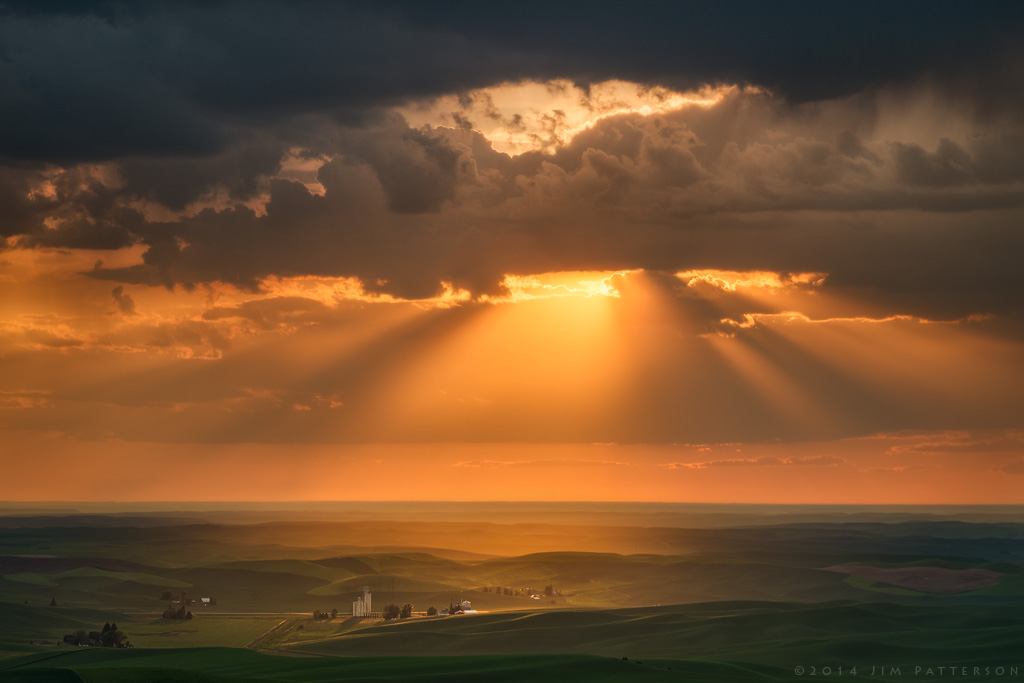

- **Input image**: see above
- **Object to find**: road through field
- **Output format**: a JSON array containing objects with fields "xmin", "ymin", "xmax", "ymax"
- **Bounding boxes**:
[{"xmin": 245, "ymin": 619, "xmax": 289, "ymax": 650}]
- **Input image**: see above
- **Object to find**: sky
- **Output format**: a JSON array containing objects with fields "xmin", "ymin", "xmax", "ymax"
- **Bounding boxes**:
[{"xmin": 1, "ymin": 1, "xmax": 1024, "ymax": 503}]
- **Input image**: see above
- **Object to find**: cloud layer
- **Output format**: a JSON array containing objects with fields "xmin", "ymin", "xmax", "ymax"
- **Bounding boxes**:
[{"xmin": 2, "ymin": 3, "xmax": 1022, "ymax": 314}]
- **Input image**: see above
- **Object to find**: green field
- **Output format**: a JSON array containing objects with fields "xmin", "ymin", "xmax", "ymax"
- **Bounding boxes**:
[
  {"xmin": 275, "ymin": 601, "xmax": 1024, "ymax": 664},
  {"xmin": 1, "ymin": 507, "xmax": 1022, "ymax": 681},
  {"xmin": 3, "ymin": 599, "xmax": 1023, "ymax": 683},
  {"xmin": 126, "ymin": 616, "xmax": 286, "ymax": 649},
  {"xmin": 0, "ymin": 648, "xmax": 777, "ymax": 683}
]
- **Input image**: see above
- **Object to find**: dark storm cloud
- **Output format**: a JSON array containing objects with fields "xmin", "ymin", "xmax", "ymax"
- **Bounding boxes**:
[
  {"xmin": 346, "ymin": 126, "xmax": 464, "ymax": 214},
  {"xmin": 2, "ymin": 0, "xmax": 1022, "ymax": 164},
  {"xmin": 0, "ymin": 165, "xmax": 139, "ymax": 249},
  {"xmin": 118, "ymin": 142, "xmax": 286, "ymax": 212},
  {"xmin": 0, "ymin": 0, "xmax": 519, "ymax": 164},
  {"xmin": 71, "ymin": 91, "xmax": 1024, "ymax": 317},
  {"xmin": 0, "ymin": 169, "xmax": 46, "ymax": 237},
  {"xmin": 893, "ymin": 134, "xmax": 1024, "ymax": 187},
  {"xmin": 2, "ymin": 0, "xmax": 1023, "ymax": 320}
]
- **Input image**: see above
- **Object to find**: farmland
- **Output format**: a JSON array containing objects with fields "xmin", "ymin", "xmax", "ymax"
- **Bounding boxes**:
[{"xmin": 1, "ymin": 503, "xmax": 1022, "ymax": 681}]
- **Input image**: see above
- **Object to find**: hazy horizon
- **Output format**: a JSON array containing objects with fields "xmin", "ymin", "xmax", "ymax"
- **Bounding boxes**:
[{"xmin": 5, "ymin": 501, "xmax": 1024, "ymax": 529}]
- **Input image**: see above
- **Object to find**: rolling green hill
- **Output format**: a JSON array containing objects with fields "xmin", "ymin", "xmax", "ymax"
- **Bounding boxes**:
[{"xmin": 281, "ymin": 600, "xmax": 1024, "ymax": 667}]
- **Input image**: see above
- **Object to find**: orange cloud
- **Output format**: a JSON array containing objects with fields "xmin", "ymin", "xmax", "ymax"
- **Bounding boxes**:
[{"xmin": 452, "ymin": 459, "xmax": 631, "ymax": 469}]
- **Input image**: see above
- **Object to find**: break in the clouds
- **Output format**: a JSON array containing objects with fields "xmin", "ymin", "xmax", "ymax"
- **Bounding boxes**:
[
  {"xmin": 1, "ymin": 2, "xmax": 1023, "ymax": 309},
  {"xmin": 1, "ymin": 1, "xmax": 1023, "ymax": 501}
]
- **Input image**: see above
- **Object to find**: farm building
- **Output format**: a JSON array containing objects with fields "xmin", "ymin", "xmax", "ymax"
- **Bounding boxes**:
[{"xmin": 352, "ymin": 586, "xmax": 372, "ymax": 617}]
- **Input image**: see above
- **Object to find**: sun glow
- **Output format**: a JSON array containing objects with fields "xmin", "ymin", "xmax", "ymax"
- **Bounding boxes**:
[{"xmin": 487, "ymin": 270, "xmax": 631, "ymax": 303}]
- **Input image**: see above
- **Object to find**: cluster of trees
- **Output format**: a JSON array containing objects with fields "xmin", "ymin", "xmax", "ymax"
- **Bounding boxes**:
[
  {"xmin": 162, "ymin": 605, "xmax": 193, "ymax": 620},
  {"xmin": 382, "ymin": 603, "xmax": 413, "ymax": 621},
  {"xmin": 62, "ymin": 622, "xmax": 131, "ymax": 648},
  {"xmin": 312, "ymin": 608, "xmax": 339, "ymax": 619}
]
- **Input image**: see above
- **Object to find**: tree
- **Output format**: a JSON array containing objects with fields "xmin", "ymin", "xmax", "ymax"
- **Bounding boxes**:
[
  {"xmin": 382, "ymin": 603, "xmax": 401, "ymax": 621},
  {"xmin": 426, "ymin": 606, "xmax": 437, "ymax": 616},
  {"xmin": 49, "ymin": 597, "xmax": 57, "ymax": 607},
  {"xmin": 544, "ymin": 584, "xmax": 554, "ymax": 597},
  {"xmin": 63, "ymin": 623, "xmax": 131, "ymax": 649},
  {"xmin": 160, "ymin": 590, "xmax": 175, "ymax": 601},
  {"xmin": 331, "ymin": 608, "xmax": 338, "ymax": 619},
  {"xmin": 100, "ymin": 628, "xmax": 127, "ymax": 648},
  {"xmin": 400, "ymin": 603, "xmax": 413, "ymax": 619},
  {"xmin": 163, "ymin": 604, "xmax": 190, "ymax": 620}
]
